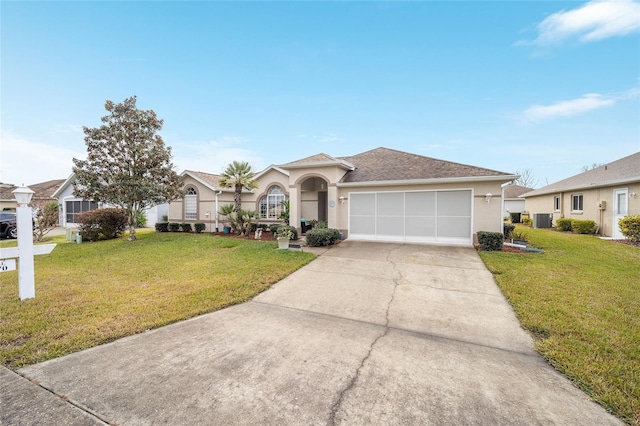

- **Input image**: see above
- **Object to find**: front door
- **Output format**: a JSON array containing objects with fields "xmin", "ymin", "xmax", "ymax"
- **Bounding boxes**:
[
  {"xmin": 318, "ymin": 191, "xmax": 328, "ymax": 222},
  {"xmin": 612, "ymin": 188, "xmax": 628, "ymax": 239}
]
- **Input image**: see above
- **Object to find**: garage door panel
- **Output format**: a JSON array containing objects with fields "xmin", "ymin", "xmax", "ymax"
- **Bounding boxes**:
[
  {"xmin": 437, "ymin": 217, "xmax": 471, "ymax": 238},
  {"xmin": 377, "ymin": 217, "xmax": 404, "ymax": 236},
  {"xmin": 405, "ymin": 216, "xmax": 436, "ymax": 237},
  {"xmin": 351, "ymin": 216, "xmax": 376, "ymax": 235},
  {"xmin": 437, "ymin": 190, "xmax": 471, "ymax": 216},
  {"xmin": 349, "ymin": 190, "xmax": 472, "ymax": 244},
  {"xmin": 406, "ymin": 192, "xmax": 435, "ymax": 216},
  {"xmin": 351, "ymin": 193, "xmax": 375, "ymax": 215},
  {"xmin": 377, "ymin": 192, "xmax": 404, "ymax": 215}
]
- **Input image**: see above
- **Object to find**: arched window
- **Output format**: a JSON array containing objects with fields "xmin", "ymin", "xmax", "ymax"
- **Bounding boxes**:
[
  {"xmin": 184, "ymin": 187, "xmax": 197, "ymax": 220},
  {"xmin": 259, "ymin": 186, "xmax": 287, "ymax": 219}
]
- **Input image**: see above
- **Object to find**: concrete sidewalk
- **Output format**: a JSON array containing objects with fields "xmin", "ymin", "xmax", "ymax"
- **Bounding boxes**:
[{"xmin": 5, "ymin": 241, "xmax": 621, "ymax": 425}]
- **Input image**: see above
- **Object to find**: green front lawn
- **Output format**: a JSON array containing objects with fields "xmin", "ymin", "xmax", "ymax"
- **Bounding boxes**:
[
  {"xmin": 0, "ymin": 230, "xmax": 314, "ymax": 369},
  {"xmin": 479, "ymin": 227, "xmax": 640, "ymax": 425}
]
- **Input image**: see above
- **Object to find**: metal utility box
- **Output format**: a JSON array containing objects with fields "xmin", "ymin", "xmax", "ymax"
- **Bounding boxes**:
[{"xmin": 533, "ymin": 213, "xmax": 552, "ymax": 229}]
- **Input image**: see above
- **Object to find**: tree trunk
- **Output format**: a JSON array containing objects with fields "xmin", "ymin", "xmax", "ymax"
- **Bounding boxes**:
[
  {"xmin": 234, "ymin": 183, "xmax": 242, "ymax": 212},
  {"xmin": 129, "ymin": 222, "xmax": 136, "ymax": 241}
]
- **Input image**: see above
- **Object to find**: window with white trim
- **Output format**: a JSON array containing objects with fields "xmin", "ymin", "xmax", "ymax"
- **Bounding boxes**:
[
  {"xmin": 554, "ymin": 196, "xmax": 560, "ymax": 212},
  {"xmin": 571, "ymin": 194, "xmax": 583, "ymax": 212},
  {"xmin": 259, "ymin": 186, "xmax": 287, "ymax": 219},
  {"xmin": 184, "ymin": 187, "xmax": 197, "ymax": 220}
]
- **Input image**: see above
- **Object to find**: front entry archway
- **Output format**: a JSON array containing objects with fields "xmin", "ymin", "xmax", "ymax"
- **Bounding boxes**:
[{"xmin": 299, "ymin": 177, "xmax": 329, "ymax": 226}]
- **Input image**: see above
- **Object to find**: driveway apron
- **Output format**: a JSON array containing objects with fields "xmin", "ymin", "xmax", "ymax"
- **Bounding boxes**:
[{"xmin": 15, "ymin": 241, "xmax": 621, "ymax": 425}]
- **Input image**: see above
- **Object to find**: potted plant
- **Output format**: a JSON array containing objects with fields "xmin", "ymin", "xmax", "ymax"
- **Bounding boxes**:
[
  {"xmin": 276, "ymin": 226, "xmax": 294, "ymax": 250},
  {"xmin": 219, "ymin": 204, "xmax": 234, "ymax": 234}
]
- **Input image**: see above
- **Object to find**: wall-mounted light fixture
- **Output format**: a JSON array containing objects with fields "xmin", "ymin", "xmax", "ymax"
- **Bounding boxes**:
[
  {"xmin": 339, "ymin": 196, "xmax": 346, "ymax": 205},
  {"xmin": 630, "ymin": 192, "xmax": 637, "ymax": 199},
  {"xmin": 485, "ymin": 193, "xmax": 493, "ymax": 203}
]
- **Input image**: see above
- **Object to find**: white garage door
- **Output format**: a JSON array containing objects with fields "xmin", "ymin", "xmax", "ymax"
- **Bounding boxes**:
[{"xmin": 349, "ymin": 190, "xmax": 472, "ymax": 244}]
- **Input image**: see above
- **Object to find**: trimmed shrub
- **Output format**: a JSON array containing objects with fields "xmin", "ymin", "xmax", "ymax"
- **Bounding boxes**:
[
  {"xmin": 155, "ymin": 222, "xmax": 169, "ymax": 232},
  {"xmin": 477, "ymin": 231, "xmax": 504, "ymax": 251},
  {"xmin": 168, "ymin": 222, "xmax": 180, "ymax": 232},
  {"xmin": 618, "ymin": 215, "xmax": 640, "ymax": 242},
  {"xmin": 276, "ymin": 225, "xmax": 298, "ymax": 240},
  {"xmin": 77, "ymin": 208, "xmax": 128, "ymax": 242},
  {"xmin": 315, "ymin": 221, "xmax": 328, "ymax": 229},
  {"xmin": 556, "ymin": 218, "xmax": 573, "ymax": 232},
  {"xmin": 306, "ymin": 228, "xmax": 340, "ymax": 247},
  {"xmin": 522, "ymin": 217, "xmax": 533, "ymax": 226},
  {"xmin": 503, "ymin": 223, "xmax": 515, "ymax": 239},
  {"xmin": 194, "ymin": 223, "xmax": 206, "ymax": 233},
  {"xmin": 180, "ymin": 223, "xmax": 193, "ymax": 232},
  {"xmin": 269, "ymin": 223, "xmax": 281, "ymax": 234},
  {"xmin": 572, "ymin": 219, "xmax": 596, "ymax": 234}
]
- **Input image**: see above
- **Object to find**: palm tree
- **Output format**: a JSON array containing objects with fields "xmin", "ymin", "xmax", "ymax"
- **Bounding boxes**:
[{"xmin": 218, "ymin": 161, "xmax": 258, "ymax": 212}]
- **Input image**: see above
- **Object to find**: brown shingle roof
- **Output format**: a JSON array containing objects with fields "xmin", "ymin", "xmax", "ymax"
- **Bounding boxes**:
[
  {"xmin": 523, "ymin": 152, "xmax": 640, "ymax": 197},
  {"xmin": 183, "ymin": 170, "xmax": 222, "ymax": 188},
  {"xmin": 0, "ymin": 179, "xmax": 65, "ymax": 201},
  {"xmin": 338, "ymin": 147, "xmax": 513, "ymax": 183},
  {"xmin": 504, "ymin": 184, "xmax": 534, "ymax": 199}
]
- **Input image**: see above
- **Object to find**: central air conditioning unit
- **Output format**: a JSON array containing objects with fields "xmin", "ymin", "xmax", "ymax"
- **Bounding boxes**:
[{"xmin": 533, "ymin": 213, "xmax": 552, "ymax": 229}]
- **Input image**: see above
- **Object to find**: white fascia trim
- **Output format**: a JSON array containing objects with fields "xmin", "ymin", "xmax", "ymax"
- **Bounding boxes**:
[
  {"xmin": 336, "ymin": 174, "xmax": 519, "ymax": 188},
  {"xmin": 522, "ymin": 176, "xmax": 640, "ymax": 198},
  {"xmin": 181, "ymin": 171, "xmax": 221, "ymax": 192},
  {"xmin": 282, "ymin": 160, "xmax": 355, "ymax": 171},
  {"xmin": 51, "ymin": 172, "xmax": 76, "ymax": 198},
  {"xmin": 253, "ymin": 165, "xmax": 290, "ymax": 180}
]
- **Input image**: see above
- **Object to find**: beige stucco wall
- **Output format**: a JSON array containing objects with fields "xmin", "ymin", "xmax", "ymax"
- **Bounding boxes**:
[
  {"xmin": 168, "ymin": 170, "xmax": 290, "ymax": 232},
  {"xmin": 333, "ymin": 180, "xmax": 505, "ymax": 239},
  {"xmin": 525, "ymin": 181, "xmax": 640, "ymax": 237}
]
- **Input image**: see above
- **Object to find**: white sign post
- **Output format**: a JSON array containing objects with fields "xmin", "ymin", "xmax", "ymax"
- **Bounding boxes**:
[{"xmin": 0, "ymin": 186, "xmax": 56, "ymax": 300}]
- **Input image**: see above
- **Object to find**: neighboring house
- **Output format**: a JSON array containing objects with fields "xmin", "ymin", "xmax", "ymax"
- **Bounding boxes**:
[
  {"xmin": 503, "ymin": 184, "xmax": 533, "ymax": 219},
  {"xmin": 0, "ymin": 180, "xmax": 65, "ymax": 211},
  {"xmin": 52, "ymin": 174, "xmax": 168, "ymax": 228},
  {"xmin": 169, "ymin": 147, "xmax": 517, "ymax": 245},
  {"xmin": 522, "ymin": 152, "xmax": 640, "ymax": 238}
]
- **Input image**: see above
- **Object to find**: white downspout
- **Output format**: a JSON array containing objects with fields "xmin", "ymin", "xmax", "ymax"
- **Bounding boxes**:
[{"xmin": 215, "ymin": 190, "xmax": 222, "ymax": 232}]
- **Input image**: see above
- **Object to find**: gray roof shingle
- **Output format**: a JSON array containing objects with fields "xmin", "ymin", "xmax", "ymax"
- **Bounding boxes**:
[
  {"xmin": 523, "ymin": 152, "xmax": 640, "ymax": 197},
  {"xmin": 337, "ymin": 147, "xmax": 514, "ymax": 183}
]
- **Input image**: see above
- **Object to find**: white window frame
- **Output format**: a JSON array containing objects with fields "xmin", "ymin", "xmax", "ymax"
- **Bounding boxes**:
[
  {"xmin": 571, "ymin": 194, "xmax": 583, "ymax": 212},
  {"xmin": 184, "ymin": 187, "xmax": 197, "ymax": 220},
  {"xmin": 259, "ymin": 186, "xmax": 287, "ymax": 220}
]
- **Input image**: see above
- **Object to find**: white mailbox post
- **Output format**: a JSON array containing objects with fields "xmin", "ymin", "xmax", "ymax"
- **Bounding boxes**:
[{"xmin": 0, "ymin": 186, "xmax": 56, "ymax": 300}]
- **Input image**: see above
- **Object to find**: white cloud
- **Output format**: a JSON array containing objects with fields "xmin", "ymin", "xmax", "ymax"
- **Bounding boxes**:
[
  {"xmin": 524, "ymin": 0, "xmax": 640, "ymax": 45},
  {"xmin": 523, "ymin": 88, "xmax": 638, "ymax": 121},
  {"xmin": 172, "ymin": 136, "xmax": 266, "ymax": 175},
  {"xmin": 0, "ymin": 130, "xmax": 82, "ymax": 185}
]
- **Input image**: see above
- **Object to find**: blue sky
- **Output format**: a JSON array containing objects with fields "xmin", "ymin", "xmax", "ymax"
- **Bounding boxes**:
[{"xmin": 1, "ymin": 0, "xmax": 639, "ymax": 188}]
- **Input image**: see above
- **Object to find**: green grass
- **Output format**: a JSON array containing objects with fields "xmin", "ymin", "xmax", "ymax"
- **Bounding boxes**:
[
  {"xmin": 479, "ymin": 226, "xmax": 640, "ymax": 425},
  {"xmin": 0, "ymin": 230, "xmax": 314, "ymax": 369}
]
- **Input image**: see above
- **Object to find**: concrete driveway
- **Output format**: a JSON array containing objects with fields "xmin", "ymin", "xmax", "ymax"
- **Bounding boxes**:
[{"xmin": 7, "ymin": 241, "xmax": 620, "ymax": 425}]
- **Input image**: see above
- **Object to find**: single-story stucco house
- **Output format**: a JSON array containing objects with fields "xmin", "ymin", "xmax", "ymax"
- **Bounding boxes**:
[
  {"xmin": 169, "ymin": 147, "xmax": 518, "ymax": 245},
  {"xmin": 522, "ymin": 152, "xmax": 640, "ymax": 238},
  {"xmin": 502, "ymin": 184, "xmax": 533, "ymax": 219},
  {"xmin": 53, "ymin": 174, "xmax": 168, "ymax": 228}
]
